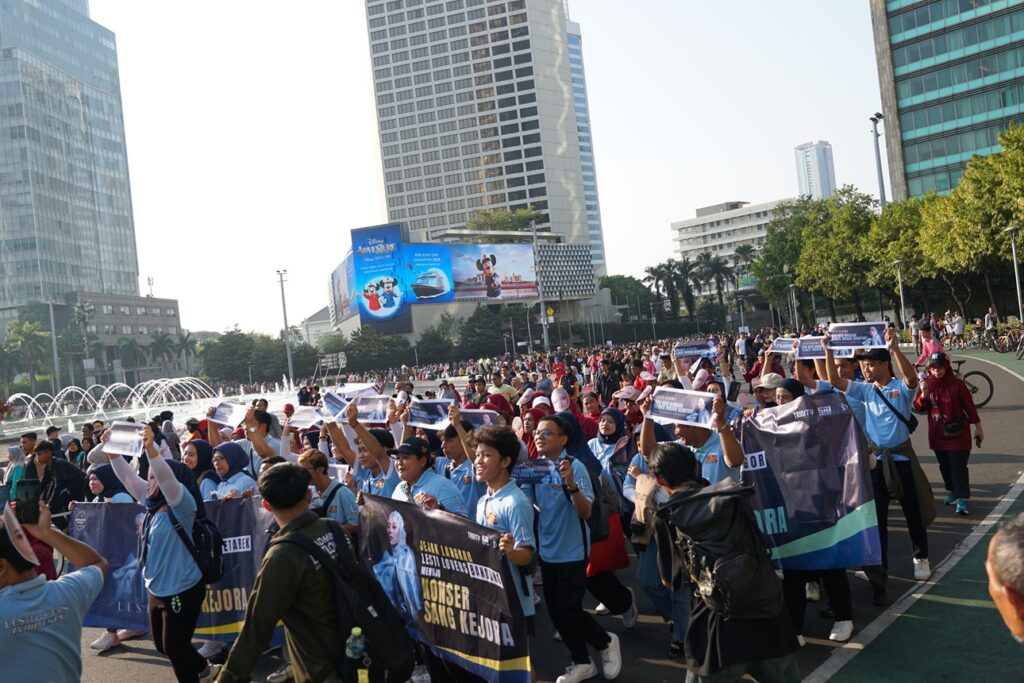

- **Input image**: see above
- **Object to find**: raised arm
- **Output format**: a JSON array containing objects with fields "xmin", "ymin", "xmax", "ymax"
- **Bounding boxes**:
[
  {"xmin": 448, "ymin": 404, "xmax": 475, "ymax": 459},
  {"xmin": 821, "ymin": 337, "xmax": 849, "ymax": 393},
  {"xmin": 713, "ymin": 398, "xmax": 745, "ymax": 469},
  {"xmin": 345, "ymin": 401, "xmax": 389, "ymax": 471},
  {"xmin": 25, "ymin": 502, "xmax": 108, "ymax": 577},
  {"xmin": 887, "ymin": 327, "xmax": 918, "ymax": 390},
  {"xmin": 206, "ymin": 406, "xmax": 224, "ymax": 448},
  {"xmin": 794, "ymin": 359, "xmax": 817, "ymax": 391},
  {"xmin": 145, "ymin": 429, "xmax": 184, "ymax": 507},
  {"xmin": 106, "ymin": 432, "xmax": 147, "ymax": 502},
  {"xmin": 638, "ymin": 395, "xmax": 656, "ymax": 459},
  {"xmin": 325, "ymin": 422, "xmax": 356, "ymax": 466}
]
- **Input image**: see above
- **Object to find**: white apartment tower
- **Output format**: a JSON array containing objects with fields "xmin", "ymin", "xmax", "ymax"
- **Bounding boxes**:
[
  {"xmin": 794, "ymin": 141, "xmax": 837, "ymax": 200},
  {"xmin": 363, "ymin": 0, "xmax": 598, "ymax": 269}
]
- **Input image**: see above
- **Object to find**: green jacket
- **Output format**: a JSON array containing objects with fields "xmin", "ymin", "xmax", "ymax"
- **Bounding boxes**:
[{"xmin": 218, "ymin": 510, "xmax": 348, "ymax": 683}]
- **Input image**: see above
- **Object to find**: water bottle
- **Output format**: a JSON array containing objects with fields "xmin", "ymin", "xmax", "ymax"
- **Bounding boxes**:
[{"xmin": 344, "ymin": 627, "xmax": 368, "ymax": 683}]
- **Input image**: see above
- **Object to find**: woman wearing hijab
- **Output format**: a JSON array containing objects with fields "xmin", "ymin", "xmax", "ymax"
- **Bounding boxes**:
[
  {"xmin": 181, "ymin": 439, "xmax": 218, "ymax": 501},
  {"xmin": 373, "ymin": 510, "xmax": 423, "ymax": 627},
  {"xmin": 107, "ymin": 425, "xmax": 218, "ymax": 681},
  {"xmin": 521, "ymin": 407, "xmax": 547, "ymax": 459},
  {"xmin": 86, "ymin": 463, "xmax": 138, "ymax": 652},
  {"xmin": 211, "ymin": 442, "xmax": 257, "ymax": 499},
  {"xmin": 587, "ymin": 408, "xmax": 627, "ymax": 472},
  {"xmin": 66, "ymin": 438, "xmax": 88, "ymax": 471}
]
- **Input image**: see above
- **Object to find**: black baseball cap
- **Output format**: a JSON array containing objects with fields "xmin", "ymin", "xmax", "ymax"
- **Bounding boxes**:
[
  {"xmin": 389, "ymin": 436, "xmax": 432, "ymax": 459},
  {"xmin": 926, "ymin": 351, "xmax": 948, "ymax": 366},
  {"xmin": 854, "ymin": 348, "xmax": 891, "ymax": 362}
]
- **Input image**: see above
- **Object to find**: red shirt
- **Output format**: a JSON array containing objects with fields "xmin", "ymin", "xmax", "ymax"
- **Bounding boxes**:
[{"xmin": 912, "ymin": 370, "xmax": 980, "ymax": 451}]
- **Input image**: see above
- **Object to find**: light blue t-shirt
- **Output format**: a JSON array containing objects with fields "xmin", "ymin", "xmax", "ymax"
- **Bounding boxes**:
[
  {"xmin": 241, "ymin": 436, "xmax": 281, "ymax": 478},
  {"xmin": 215, "ymin": 471, "xmax": 257, "ymax": 499},
  {"xmin": 693, "ymin": 432, "xmax": 740, "ymax": 485},
  {"xmin": 815, "ymin": 380, "xmax": 867, "ymax": 428},
  {"xmin": 391, "ymin": 468, "xmax": 468, "ymax": 518},
  {"xmin": 354, "ymin": 460, "xmax": 400, "ymax": 498},
  {"xmin": 0, "ymin": 565, "xmax": 104, "ymax": 683},
  {"xmin": 476, "ymin": 480, "xmax": 536, "ymax": 617},
  {"xmin": 437, "ymin": 457, "xmax": 485, "ymax": 514},
  {"xmin": 587, "ymin": 438, "xmax": 617, "ymax": 469},
  {"xmin": 313, "ymin": 482, "xmax": 359, "ymax": 526},
  {"xmin": 145, "ymin": 492, "xmax": 203, "ymax": 597},
  {"xmin": 843, "ymin": 377, "xmax": 915, "ymax": 461},
  {"xmin": 197, "ymin": 475, "xmax": 219, "ymax": 501},
  {"xmin": 522, "ymin": 452, "xmax": 595, "ymax": 564}
]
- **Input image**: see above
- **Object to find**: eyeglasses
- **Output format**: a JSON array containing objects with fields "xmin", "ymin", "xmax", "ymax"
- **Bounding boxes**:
[
  {"xmin": 212, "ymin": 455, "xmax": 226, "ymax": 463},
  {"xmin": 535, "ymin": 429, "xmax": 561, "ymax": 438}
]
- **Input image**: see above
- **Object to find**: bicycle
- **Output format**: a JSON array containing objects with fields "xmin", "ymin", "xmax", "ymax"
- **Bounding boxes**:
[
  {"xmin": 995, "ymin": 327, "xmax": 1022, "ymax": 354},
  {"xmin": 951, "ymin": 359, "xmax": 994, "ymax": 409}
]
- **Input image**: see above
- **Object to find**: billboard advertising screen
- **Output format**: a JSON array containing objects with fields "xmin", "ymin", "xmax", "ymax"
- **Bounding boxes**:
[
  {"xmin": 329, "ymin": 254, "xmax": 358, "ymax": 326},
  {"xmin": 449, "ymin": 244, "xmax": 539, "ymax": 302},
  {"xmin": 351, "ymin": 223, "xmax": 413, "ymax": 334}
]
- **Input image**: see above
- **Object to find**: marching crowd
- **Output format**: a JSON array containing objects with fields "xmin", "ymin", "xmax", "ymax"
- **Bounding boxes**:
[{"xmin": 2, "ymin": 323, "xmax": 1024, "ymax": 683}]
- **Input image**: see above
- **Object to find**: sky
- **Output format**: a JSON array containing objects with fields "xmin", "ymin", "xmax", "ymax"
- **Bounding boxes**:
[{"xmin": 87, "ymin": 0, "xmax": 891, "ymax": 336}]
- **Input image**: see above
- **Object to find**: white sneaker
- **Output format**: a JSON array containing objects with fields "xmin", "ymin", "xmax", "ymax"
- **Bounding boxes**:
[
  {"xmin": 410, "ymin": 664, "xmax": 431, "ymax": 683},
  {"xmin": 90, "ymin": 631, "xmax": 120, "ymax": 651},
  {"xmin": 556, "ymin": 660, "xmax": 598, "ymax": 683},
  {"xmin": 594, "ymin": 602, "xmax": 610, "ymax": 615},
  {"xmin": 197, "ymin": 640, "xmax": 227, "ymax": 659},
  {"xmin": 805, "ymin": 581, "xmax": 820, "ymax": 602},
  {"xmin": 797, "ymin": 635, "xmax": 806, "ymax": 647},
  {"xmin": 829, "ymin": 620, "xmax": 854, "ymax": 642},
  {"xmin": 913, "ymin": 558, "xmax": 932, "ymax": 581},
  {"xmin": 621, "ymin": 588, "xmax": 638, "ymax": 629},
  {"xmin": 853, "ymin": 570, "xmax": 869, "ymax": 581},
  {"xmin": 116, "ymin": 629, "xmax": 145, "ymax": 641},
  {"xmin": 266, "ymin": 663, "xmax": 293, "ymax": 683},
  {"xmin": 599, "ymin": 632, "xmax": 622, "ymax": 679}
]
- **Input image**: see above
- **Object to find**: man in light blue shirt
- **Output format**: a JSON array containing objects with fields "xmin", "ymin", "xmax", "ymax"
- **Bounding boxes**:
[
  {"xmin": 389, "ymin": 437, "xmax": 467, "ymax": 518},
  {"xmin": 0, "ymin": 501, "xmax": 109, "ymax": 683},
  {"xmin": 521, "ymin": 415, "xmax": 621, "ymax": 682},
  {"xmin": 297, "ymin": 449, "xmax": 359, "ymax": 535},
  {"xmin": 823, "ymin": 330, "xmax": 932, "ymax": 604}
]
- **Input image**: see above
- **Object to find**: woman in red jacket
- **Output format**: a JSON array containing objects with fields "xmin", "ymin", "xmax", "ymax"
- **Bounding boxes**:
[{"xmin": 913, "ymin": 352, "xmax": 984, "ymax": 516}]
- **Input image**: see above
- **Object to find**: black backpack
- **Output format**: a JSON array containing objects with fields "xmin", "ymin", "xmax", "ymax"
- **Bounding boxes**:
[
  {"xmin": 271, "ymin": 519, "xmax": 415, "ymax": 678},
  {"xmin": 662, "ymin": 479, "xmax": 783, "ymax": 620},
  {"xmin": 167, "ymin": 507, "xmax": 225, "ymax": 585}
]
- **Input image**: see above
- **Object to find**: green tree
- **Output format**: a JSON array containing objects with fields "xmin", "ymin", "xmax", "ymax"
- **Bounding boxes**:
[
  {"xmin": 200, "ymin": 330, "xmax": 255, "ymax": 382},
  {"xmin": 317, "ymin": 332, "xmax": 349, "ymax": 354},
  {"xmin": 117, "ymin": 337, "xmax": 148, "ymax": 384},
  {"xmin": 0, "ymin": 344, "xmax": 17, "ymax": 396},
  {"xmin": 416, "ymin": 325, "xmax": 455, "ymax": 362},
  {"xmin": 732, "ymin": 244, "xmax": 757, "ymax": 277},
  {"xmin": 752, "ymin": 197, "xmax": 813, "ymax": 307},
  {"xmin": 670, "ymin": 258, "xmax": 700, "ymax": 318},
  {"xmin": 457, "ymin": 305, "xmax": 504, "ymax": 357},
  {"xmin": 795, "ymin": 187, "xmax": 877, "ymax": 320},
  {"xmin": 598, "ymin": 275, "xmax": 657, "ymax": 321},
  {"xmin": 175, "ymin": 332, "xmax": 198, "ymax": 376},
  {"xmin": 465, "ymin": 207, "xmax": 542, "ymax": 235},
  {"xmin": 696, "ymin": 253, "xmax": 735, "ymax": 306},
  {"xmin": 147, "ymin": 332, "xmax": 176, "ymax": 376},
  {"xmin": 5, "ymin": 320, "xmax": 50, "ymax": 394}
]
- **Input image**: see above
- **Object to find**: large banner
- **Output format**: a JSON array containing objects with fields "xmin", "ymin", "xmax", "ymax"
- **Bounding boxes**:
[
  {"xmin": 70, "ymin": 498, "xmax": 277, "ymax": 640},
  {"xmin": 352, "ymin": 223, "xmax": 413, "ymax": 334},
  {"xmin": 359, "ymin": 495, "xmax": 530, "ymax": 683},
  {"xmin": 738, "ymin": 392, "xmax": 882, "ymax": 571},
  {"xmin": 449, "ymin": 244, "xmax": 538, "ymax": 302},
  {"xmin": 329, "ymin": 254, "xmax": 358, "ymax": 326}
]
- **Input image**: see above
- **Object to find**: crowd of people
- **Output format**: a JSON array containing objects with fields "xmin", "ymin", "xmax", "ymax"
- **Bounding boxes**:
[{"xmin": 1, "ymin": 322, "xmax": 1021, "ymax": 683}]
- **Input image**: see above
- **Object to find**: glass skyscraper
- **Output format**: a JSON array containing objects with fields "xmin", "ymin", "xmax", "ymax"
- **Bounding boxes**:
[
  {"xmin": 871, "ymin": 0, "xmax": 1024, "ymax": 199},
  {"xmin": 0, "ymin": 0, "xmax": 139, "ymax": 329},
  {"xmin": 566, "ymin": 20, "xmax": 606, "ymax": 275}
]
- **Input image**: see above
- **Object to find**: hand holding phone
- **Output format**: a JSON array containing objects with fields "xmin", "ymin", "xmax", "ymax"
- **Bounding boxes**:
[{"xmin": 14, "ymin": 480, "xmax": 42, "ymax": 525}]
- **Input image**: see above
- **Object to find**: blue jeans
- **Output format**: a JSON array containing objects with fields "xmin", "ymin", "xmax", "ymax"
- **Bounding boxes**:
[
  {"xmin": 684, "ymin": 653, "xmax": 800, "ymax": 683},
  {"xmin": 636, "ymin": 545, "xmax": 690, "ymax": 642}
]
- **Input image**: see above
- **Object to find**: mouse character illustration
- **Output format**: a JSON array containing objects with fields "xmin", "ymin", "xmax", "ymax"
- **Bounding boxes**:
[
  {"xmin": 379, "ymin": 276, "xmax": 400, "ymax": 308},
  {"xmin": 476, "ymin": 253, "xmax": 501, "ymax": 298},
  {"xmin": 363, "ymin": 282, "xmax": 381, "ymax": 311}
]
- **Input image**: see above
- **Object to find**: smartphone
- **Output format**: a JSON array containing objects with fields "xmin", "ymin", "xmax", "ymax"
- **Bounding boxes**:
[
  {"xmin": 14, "ymin": 479, "xmax": 42, "ymax": 525},
  {"xmin": 975, "ymin": 436, "xmax": 982, "ymax": 448}
]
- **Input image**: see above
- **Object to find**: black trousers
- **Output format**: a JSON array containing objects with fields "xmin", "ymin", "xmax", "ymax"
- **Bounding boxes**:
[
  {"xmin": 934, "ymin": 449, "xmax": 971, "ymax": 499},
  {"xmin": 149, "ymin": 580, "xmax": 207, "ymax": 683},
  {"xmin": 542, "ymin": 560, "xmax": 611, "ymax": 664},
  {"xmin": 871, "ymin": 461, "xmax": 929, "ymax": 577},
  {"xmin": 586, "ymin": 570, "xmax": 633, "ymax": 615},
  {"xmin": 781, "ymin": 568, "xmax": 852, "ymax": 633}
]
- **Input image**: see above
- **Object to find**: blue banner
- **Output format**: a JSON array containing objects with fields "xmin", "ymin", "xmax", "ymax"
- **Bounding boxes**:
[
  {"xmin": 352, "ymin": 223, "xmax": 413, "ymax": 334},
  {"xmin": 739, "ymin": 392, "xmax": 882, "ymax": 570}
]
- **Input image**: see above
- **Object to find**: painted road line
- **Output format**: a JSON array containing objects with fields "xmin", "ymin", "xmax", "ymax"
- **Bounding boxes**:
[
  {"xmin": 953, "ymin": 352, "xmax": 1024, "ymax": 384},
  {"xmin": 803, "ymin": 470, "xmax": 1024, "ymax": 683}
]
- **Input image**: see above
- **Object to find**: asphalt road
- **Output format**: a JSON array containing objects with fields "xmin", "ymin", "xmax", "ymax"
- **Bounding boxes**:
[{"xmin": 75, "ymin": 357, "xmax": 1024, "ymax": 682}]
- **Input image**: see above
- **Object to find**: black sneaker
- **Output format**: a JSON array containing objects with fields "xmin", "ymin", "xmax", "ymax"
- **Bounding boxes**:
[
  {"xmin": 669, "ymin": 641, "xmax": 685, "ymax": 659},
  {"xmin": 871, "ymin": 582, "xmax": 890, "ymax": 606}
]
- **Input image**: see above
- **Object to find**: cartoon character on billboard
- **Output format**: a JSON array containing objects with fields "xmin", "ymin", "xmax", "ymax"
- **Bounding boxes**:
[
  {"xmin": 379, "ymin": 276, "xmax": 401, "ymax": 308},
  {"xmin": 477, "ymin": 253, "xmax": 501, "ymax": 298},
  {"xmin": 362, "ymin": 282, "xmax": 381, "ymax": 311}
]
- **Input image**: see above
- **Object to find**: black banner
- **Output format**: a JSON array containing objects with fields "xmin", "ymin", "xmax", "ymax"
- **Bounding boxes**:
[{"xmin": 359, "ymin": 495, "xmax": 530, "ymax": 682}]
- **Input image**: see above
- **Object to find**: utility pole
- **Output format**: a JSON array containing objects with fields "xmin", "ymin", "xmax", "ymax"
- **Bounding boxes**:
[
  {"xmin": 870, "ymin": 112, "xmax": 887, "ymax": 206},
  {"xmin": 47, "ymin": 299, "xmax": 61, "ymax": 392},
  {"xmin": 509, "ymin": 315, "xmax": 517, "ymax": 354},
  {"xmin": 1005, "ymin": 226, "xmax": 1023, "ymax": 324},
  {"xmin": 649, "ymin": 302, "xmax": 657, "ymax": 339},
  {"xmin": 277, "ymin": 270, "xmax": 295, "ymax": 386},
  {"xmin": 526, "ymin": 306, "xmax": 534, "ymax": 354},
  {"xmin": 894, "ymin": 259, "xmax": 907, "ymax": 328},
  {"xmin": 531, "ymin": 221, "xmax": 550, "ymax": 351}
]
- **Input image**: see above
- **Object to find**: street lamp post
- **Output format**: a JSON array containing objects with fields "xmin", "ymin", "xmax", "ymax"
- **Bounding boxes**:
[
  {"xmin": 247, "ymin": 362, "xmax": 253, "ymax": 385},
  {"xmin": 531, "ymin": 221, "xmax": 550, "ymax": 352},
  {"xmin": 870, "ymin": 112, "xmax": 887, "ymax": 206},
  {"xmin": 47, "ymin": 299, "xmax": 61, "ymax": 392},
  {"xmin": 1005, "ymin": 226, "xmax": 1024, "ymax": 323},
  {"xmin": 788, "ymin": 284, "xmax": 798, "ymax": 328},
  {"xmin": 525, "ymin": 306, "xmax": 534, "ymax": 354},
  {"xmin": 276, "ymin": 270, "xmax": 295, "ymax": 387},
  {"xmin": 649, "ymin": 302, "xmax": 657, "ymax": 339},
  {"xmin": 893, "ymin": 259, "xmax": 908, "ymax": 328}
]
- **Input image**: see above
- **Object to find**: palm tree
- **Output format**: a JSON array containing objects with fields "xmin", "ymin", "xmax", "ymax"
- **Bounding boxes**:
[
  {"xmin": 0, "ymin": 345, "xmax": 16, "ymax": 396},
  {"xmin": 5, "ymin": 320, "xmax": 50, "ymax": 393},
  {"xmin": 670, "ymin": 257, "xmax": 700, "ymax": 319},
  {"xmin": 117, "ymin": 337, "xmax": 148, "ymax": 385},
  {"xmin": 697, "ymin": 254, "xmax": 735, "ymax": 306},
  {"xmin": 57, "ymin": 328, "xmax": 84, "ymax": 387},
  {"xmin": 147, "ymin": 332, "xmax": 176, "ymax": 376},
  {"xmin": 660, "ymin": 260, "xmax": 682, "ymax": 316},
  {"xmin": 732, "ymin": 245, "xmax": 756, "ymax": 278},
  {"xmin": 175, "ymin": 332, "xmax": 198, "ymax": 376},
  {"xmin": 642, "ymin": 264, "xmax": 665, "ymax": 299}
]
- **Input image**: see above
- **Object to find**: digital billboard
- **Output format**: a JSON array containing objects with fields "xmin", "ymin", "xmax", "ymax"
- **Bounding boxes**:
[
  {"xmin": 351, "ymin": 223, "xmax": 413, "ymax": 334},
  {"xmin": 329, "ymin": 224, "xmax": 540, "ymax": 333}
]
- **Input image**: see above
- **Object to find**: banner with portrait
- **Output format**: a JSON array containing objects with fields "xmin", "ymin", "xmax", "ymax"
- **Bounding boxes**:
[
  {"xmin": 359, "ymin": 496, "xmax": 531, "ymax": 683},
  {"xmin": 738, "ymin": 392, "xmax": 882, "ymax": 570}
]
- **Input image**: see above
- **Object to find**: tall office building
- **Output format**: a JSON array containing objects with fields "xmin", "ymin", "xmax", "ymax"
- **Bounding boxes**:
[
  {"xmin": 794, "ymin": 141, "xmax": 836, "ymax": 199},
  {"xmin": 364, "ymin": 0, "xmax": 596, "ymax": 272},
  {"xmin": 870, "ymin": 0, "xmax": 1024, "ymax": 199},
  {"xmin": 0, "ymin": 0, "xmax": 139, "ymax": 331},
  {"xmin": 566, "ymin": 20, "xmax": 606, "ymax": 275}
]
